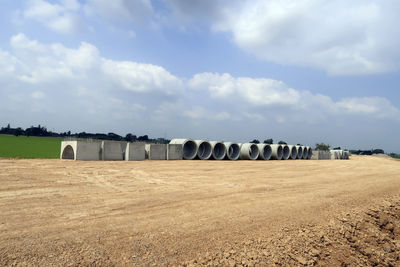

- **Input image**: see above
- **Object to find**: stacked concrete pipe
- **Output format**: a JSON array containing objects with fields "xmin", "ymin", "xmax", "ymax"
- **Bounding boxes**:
[
  {"xmin": 287, "ymin": 145, "xmax": 297, "ymax": 160},
  {"xmin": 210, "ymin": 141, "xmax": 226, "ymax": 160},
  {"xmin": 302, "ymin": 146, "xmax": 308, "ymax": 159},
  {"xmin": 270, "ymin": 144, "xmax": 283, "ymax": 160},
  {"xmin": 295, "ymin": 145, "xmax": 303, "ymax": 159},
  {"xmin": 282, "ymin": 145, "xmax": 290, "ymax": 160},
  {"xmin": 257, "ymin": 144, "xmax": 272, "ymax": 160},
  {"xmin": 169, "ymin": 139, "xmax": 197, "ymax": 160},
  {"xmin": 239, "ymin": 143, "xmax": 259, "ymax": 160},
  {"xmin": 194, "ymin": 140, "xmax": 212, "ymax": 160},
  {"xmin": 224, "ymin": 142, "xmax": 240, "ymax": 160}
]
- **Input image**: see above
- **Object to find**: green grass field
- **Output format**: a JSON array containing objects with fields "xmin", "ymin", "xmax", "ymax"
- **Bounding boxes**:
[{"xmin": 0, "ymin": 135, "xmax": 62, "ymax": 159}]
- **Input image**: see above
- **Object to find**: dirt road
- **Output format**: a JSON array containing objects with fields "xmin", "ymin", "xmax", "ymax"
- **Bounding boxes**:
[{"xmin": 0, "ymin": 156, "xmax": 399, "ymax": 266}]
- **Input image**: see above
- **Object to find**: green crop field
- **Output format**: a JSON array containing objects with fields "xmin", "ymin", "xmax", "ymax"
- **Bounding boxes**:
[{"xmin": 0, "ymin": 135, "xmax": 62, "ymax": 159}]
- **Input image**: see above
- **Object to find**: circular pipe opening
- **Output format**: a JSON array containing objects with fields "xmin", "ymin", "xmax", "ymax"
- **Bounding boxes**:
[
  {"xmin": 302, "ymin": 147, "xmax": 308, "ymax": 159},
  {"xmin": 197, "ymin": 141, "xmax": 212, "ymax": 160},
  {"xmin": 212, "ymin": 142, "xmax": 226, "ymax": 160},
  {"xmin": 296, "ymin": 146, "xmax": 303, "ymax": 159},
  {"xmin": 226, "ymin": 143, "xmax": 240, "ymax": 160},
  {"xmin": 258, "ymin": 144, "xmax": 272, "ymax": 160},
  {"xmin": 263, "ymin": 145, "xmax": 272, "ymax": 160},
  {"xmin": 290, "ymin": 146, "xmax": 297, "ymax": 159},
  {"xmin": 183, "ymin": 140, "xmax": 197, "ymax": 160},
  {"xmin": 277, "ymin": 146, "xmax": 283, "ymax": 160},
  {"xmin": 307, "ymin": 147, "xmax": 312, "ymax": 159},
  {"xmin": 282, "ymin": 145, "xmax": 290, "ymax": 160},
  {"xmin": 249, "ymin": 144, "xmax": 259, "ymax": 160}
]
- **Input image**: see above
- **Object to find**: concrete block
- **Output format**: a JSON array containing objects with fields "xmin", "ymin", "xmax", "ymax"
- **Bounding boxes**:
[
  {"xmin": 311, "ymin": 150, "xmax": 319, "ymax": 160},
  {"xmin": 167, "ymin": 144, "xmax": 183, "ymax": 160},
  {"xmin": 145, "ymin": 144, "xmax": 167, "ymax": 160},
  {"xmin": 125, "ymin": 142, "xmax": 145, "ymax": 161},
  {"xmin": 60, "ymin": 140, "xmax": 102, "ymax": 160},
  {"xmin": 311, "ymin": 150, "xmax": 331, "ymax": 160},
  {"xmin": 101, "ymin": 141, "xmax": 126, "ymax": 161}
]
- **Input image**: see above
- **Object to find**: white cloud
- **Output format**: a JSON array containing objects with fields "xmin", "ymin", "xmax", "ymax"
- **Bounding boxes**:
[
  {"xmin": 102, "ymin": 59, "xmax": 183, "ymax": 94},
  {"xmin": 336, "ymin": 97, "xmax": 400, "ymax": 119},
  {"xmin": 0, "ymin": 33, "xmax": 186, "ymax": 132},
  {"xmin": 165, "ymin": 0, "xmax": 400, "ymax": 76},
  {"xmin": 188, "ymin": 72, "xmax": 300, "ymax": 106},
  {"xmin": 4, "ymin": 33, "xmax": 182, "ymax": 95},
  {"xmin": 188, "ymin": 72, "xmax": 400, "ymax": 121},
  {"xmin": 24, "ymin": 0, "xmax": 82, "ymax": 34}
]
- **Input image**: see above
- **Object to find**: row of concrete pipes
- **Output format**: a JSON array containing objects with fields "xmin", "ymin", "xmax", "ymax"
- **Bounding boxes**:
[
  {"xmin": 60, "ymin": 140, "xmax": 313, "ymax": 161},
  {"xmin": 170, "ymin": 139, "xmax": 312, "ymax": 160}
]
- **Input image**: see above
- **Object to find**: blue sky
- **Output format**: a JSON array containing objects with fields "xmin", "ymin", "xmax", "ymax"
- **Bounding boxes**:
[{"xmin": 0, "ymin": 0, "xmax": 399, "ymax": 152}]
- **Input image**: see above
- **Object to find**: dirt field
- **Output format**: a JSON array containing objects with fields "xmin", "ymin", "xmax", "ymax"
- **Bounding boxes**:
[{"xmin": 1, "ymin": 156, "xmax": 399, "ymax": 266}]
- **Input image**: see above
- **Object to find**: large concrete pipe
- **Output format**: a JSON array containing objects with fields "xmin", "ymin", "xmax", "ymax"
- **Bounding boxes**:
[
  {"xmin": 287, "ymin": 145, "xmax": 297, "ymax": 160},
  {"xmin": 307, "ymin": 146, "xmax": 313, "ymax": 159},
  {"xmin": 295, "ymin": 145, "xmax": 303, "ymax": 159},
  {"xmin": 194, "ymin": 140, "xmax": 212, "ymax": 160},
  {"xmin": 210, "ymin": 141, "xmax": 226, "ymax": 160},
  {"xmin": 282, "ymin": 145, "xmax": 290, "ymax": 160},
  {"xmin": 257, "ymin": 144, "xmax": 272, "ymax": 160},
  {"xmin": 270, "ymin": 144, "xmax": 283, "ymax": 160},
  {"xmin": 239, "ymin": 143, "xmax": 259, "ymax": 160},
  {"xmin": 169, "ymin": 139, "xmax": 198, "ymax": 160},
  {"xmin": 224, "ymin": 142, "xmax": 240, "ymax": 160},
  {"xmin": 302, "ymin": 146, "xmax": 308, "ymax": 159}
]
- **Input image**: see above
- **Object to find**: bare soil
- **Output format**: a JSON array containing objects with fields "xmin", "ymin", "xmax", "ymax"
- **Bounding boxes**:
[{"xmin": 0, "ymin": 155, "xmax": 399, "ymax": 266}]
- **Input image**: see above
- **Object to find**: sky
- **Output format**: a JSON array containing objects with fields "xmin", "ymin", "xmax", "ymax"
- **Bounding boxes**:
[{"xmin": 0, "ymin": 0, "xmax": 399, "ymax": 152}]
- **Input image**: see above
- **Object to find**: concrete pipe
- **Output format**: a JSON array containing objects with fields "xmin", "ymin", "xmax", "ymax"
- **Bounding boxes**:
[
  {"xmin": 302, "ymin": 146, "xmax": 308, "ymax": 159},
  {"xmin": 194, "ymin": 140, "xmax": 212, "ymax": 160},
  {"xmin": 282, "ymin": 145, "xmax": 290, "ymax": 160},
  {"xmin": 257, "ymin": 144, "xmax": 272, "ymax": 160},
  {"xmin": 210, "ymin": 141, "xmax": 226, "ymax": 160},
  {"xmin": 288, "ymin": 145, "xmax": 298, "ymax": 160},
  {"xmin": 224, "ymin": 142, "xmax": 240, "ymax": 160},
  {"xmin": 239, "ymin": 143, "xmax": 259, "ymax": 160},
  {"xmin": 169, "ymin": 139, "xmax": 198, "ymax": 160},
  {"xmin": 307, "ymin": 146, "xmax": 313, "ymax": 159},
  {"xmin": 295, "ymin": 145, "xmax": 303, "ymax": 159},
  {"xmin": 270, "ymin": 144, "xmax": 283, "ymax": 160}
]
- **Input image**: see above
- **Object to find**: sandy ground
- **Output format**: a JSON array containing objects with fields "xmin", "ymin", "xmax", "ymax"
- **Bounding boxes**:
[{"xmin": 0, "ymin": 155, "xmax": 399, "ymax": 266}]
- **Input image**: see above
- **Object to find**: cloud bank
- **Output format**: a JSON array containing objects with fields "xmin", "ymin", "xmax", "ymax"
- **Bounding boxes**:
[{"xmin": 0, "ymin": 33, "xmax": 399, "ymax": 151}]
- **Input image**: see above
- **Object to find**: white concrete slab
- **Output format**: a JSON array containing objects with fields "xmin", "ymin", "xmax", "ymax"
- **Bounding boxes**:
[
  {"xmin": 145, "ymin": 144, "xmax": 167, "ymax": 160},
  {"xmin": 167, "ymin": 144, "xmax": 182, "ymax": 160}
]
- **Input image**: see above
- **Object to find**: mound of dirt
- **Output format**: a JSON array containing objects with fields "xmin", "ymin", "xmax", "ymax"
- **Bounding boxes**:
[
  {"xmin": 371, "ymin": 153, "xmax": 392, "ymax": 159},
  {"xmin": 183, "ymin": 196, "xmax": 400, "ymax": 266}
]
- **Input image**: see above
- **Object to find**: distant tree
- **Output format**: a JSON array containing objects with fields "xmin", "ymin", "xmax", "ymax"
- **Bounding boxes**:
[
  {"xmin": 125, "ymin": 133, "xmax": 136, "ymax": 142},
  {"xmin": 137, "ymin": 135, "xmax": 149, "ymax": 141},
  {"xmin": 333, "ymin": 147, "xmax": 341, "ymax": 150},
  {"xmin": 107, "ymin": 132, "xmax": 122, "ymax": 141},
  {"xmin": 315, "ymin": 143, "xmax": 330, "ymax": 151},
  {"xmin": 251, "ymin": 139, "xmax": 260, "ymax": 144},
  {"xmin": 14, "ymin": 127, "xmax": 24, "ymax": 136},
  {"xmin": 278, "ymin": 141, "xmax": 287, "ymax": 145},
  {"xmin": 264, "ymin": 139, "xmax": 273, "ymax": 144},
  {"xmin": 372, "ymin": 149, "xmax": 384, "ymax": 154}
]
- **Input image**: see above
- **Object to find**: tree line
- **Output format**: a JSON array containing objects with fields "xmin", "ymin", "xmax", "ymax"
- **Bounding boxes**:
[
  {"xmin": 0, "ymin": 124, "xmax": 170, "ymax": 144},
  {"xmin": 0, "ymin": 124, "xmax": 389, "ymax": 153}
]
